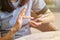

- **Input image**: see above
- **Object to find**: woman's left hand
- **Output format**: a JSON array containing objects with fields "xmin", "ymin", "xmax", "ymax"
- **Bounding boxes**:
[{"xmin": 29, "ymin": 18, "xmax": 47, "ymax": 27}]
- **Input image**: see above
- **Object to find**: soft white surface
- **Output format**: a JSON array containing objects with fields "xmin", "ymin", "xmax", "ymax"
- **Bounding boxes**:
[{"xmin": 15, "ymin": 31, "xmax": 60, "ymax": 40}]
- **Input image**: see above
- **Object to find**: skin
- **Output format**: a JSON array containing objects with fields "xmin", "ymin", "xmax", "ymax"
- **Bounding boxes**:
[{"xmin": 30, "ymin": 9, "xmax": 55, "ymax": 28}]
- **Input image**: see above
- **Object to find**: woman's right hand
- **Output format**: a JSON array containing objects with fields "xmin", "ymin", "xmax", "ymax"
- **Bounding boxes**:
[
  {"xmin": 10, "ymin": 8, "xmax": 34, "ymax": 33},
  {"xmin": 10, "ymin": 8, "xmax": 27, "ymax": 33},
  {"xmin": 0, "ymin": 8, "xmax": 34, "ymax": 40}
]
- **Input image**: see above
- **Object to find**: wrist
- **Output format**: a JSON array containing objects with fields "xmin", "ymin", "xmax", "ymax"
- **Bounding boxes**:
[
  {"xmin": 10, "ymin": 27, "xmax": 17, "ymax": 34},
  {"xmin": 39, "ymin": 18, "xmax": 49, "ymax": 23}
]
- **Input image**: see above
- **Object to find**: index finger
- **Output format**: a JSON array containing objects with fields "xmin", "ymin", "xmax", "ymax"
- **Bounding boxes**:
[{"xmin": 18, "ymin": 8, "xmax": 27, "ymax": 17}]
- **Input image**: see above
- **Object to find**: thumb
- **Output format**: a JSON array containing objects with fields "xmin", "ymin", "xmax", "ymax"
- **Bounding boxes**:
[{"xmin": 18, "ymin": 8, "xmax": 27, "ymax": 17}]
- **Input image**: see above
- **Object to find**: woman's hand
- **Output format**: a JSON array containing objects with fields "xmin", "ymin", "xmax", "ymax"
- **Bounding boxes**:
[
  {"xmin": 11, "ymin": 8, "xmax": 34, "ymax": 33},
  {"xmin": 0, "ymin": 8, "xmax": 34, "ymax": 40},
  {"xmin": 29, "ymin": 18, "xmax": 43, "ymax": 27},
  {"xmin": 30, "ymin": 9, "xmax": 55, "ymax": 28},
  {"xmin": 11, "ymin": 8, "xmax": 27, "ymax": 33},
  {"xmin": 0, "ymin": 8, "xmax": 27, "ymax": 40}
]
